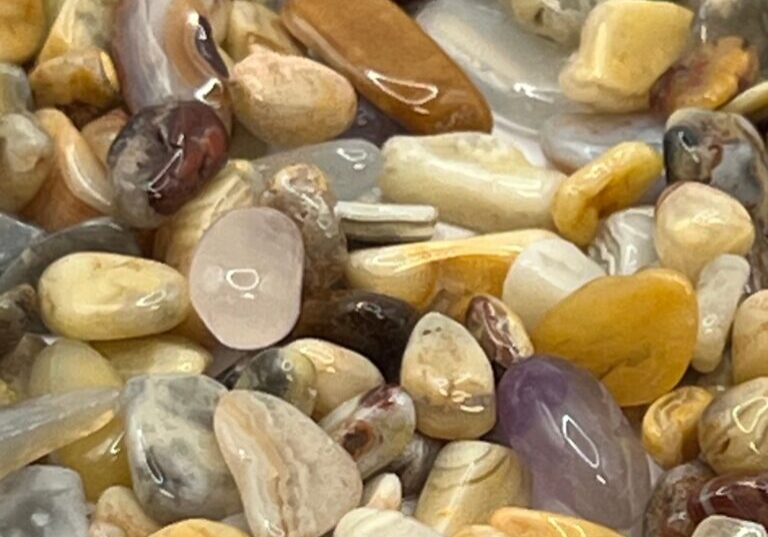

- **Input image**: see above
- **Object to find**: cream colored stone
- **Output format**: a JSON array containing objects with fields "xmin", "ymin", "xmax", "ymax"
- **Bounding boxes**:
[
  {"xmin": 416, "ymin": 441, "xmax": 530, "ymax": 536},
  {"xmin": 334, "ymin": 508, "xmax": 443, "ymax": 537},
  {"xmin": 559, "ymin": 0, "xmax": 693, "ymax": 112},
  {"xmin": 0, "ymin": 0, "xmax": 46, "ymax": 64},
  {"xmin": 94, "ymin": 486, "xmax": 161, "ymax": 537},
  {"xmin": 380, "ymin": 133, "xmax": 564, "ymax": 233},
  {"xmin": 655, "ymin": 183, "xmax": 755, "ymax": 282},
  {"xmin": 28, "ymin": 339, "xmax": 121, "ymax": 396},
  {"xmin": 491, "ymin": 508, "xmax": 625, "ymax": 537},
  {"xmin": 81, "ymin": 109, "xmax": 128, "ymax": 167},
  {"xmin": 38, "ymin": 0, "xmax": 120, "ymax": 63},
  {"xmin": 454, "ymin": 526, "xmax": 508, "ymax": 537},
  {"xmin": 39, "ymin": 253, "xmax": 190, "ymax": 340},
  {"xmin": 230, "ymin": 45, "xmax": 356, "ymax": 147},
  {"xmin": 401, "ymin": 313, "xmax": 496, "ymax": 440},
  {"xmin": 733, "ymin": 291, "xmax": 768, "ymax": 384},
  {"xmin": 362, "ymin": 473, "xmax": 402, "ymax": 511},
  {"xmin": 225, "ymin": 0, "xmax": 301, "ymax": 61},
  {"xmin": 148, "ymin": 520, "xmax": 249, "ymax": 537},
  {"xmin": 285, "ymin": 338, "xmax": 384, "ymax": 419},
  {"xmin": 90, "ymin": 521, "xmax": 127, "ymax": 537}
]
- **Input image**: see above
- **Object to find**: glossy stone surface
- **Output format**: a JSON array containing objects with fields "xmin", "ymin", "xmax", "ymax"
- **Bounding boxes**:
[
  {"xmin": 699, "ymin": 378, "xmax": 768, "ymax": 473},
  {"xmin": 0, "ymin": 388, "xmax": 119, "ymax": 481},
  {"xmin": 148, "ymin": 520, "xmax": 249, "ymax": 537},
  {"xmin": 334, "ymin": 508, "xmax": 442, "ymax": 537},
  {"xmin": 214, "ymin": 390, "xmax": 363, "ymax": 537},
  {"xmin": 0, "ymin": 465, "xmax": 89, "ymax": 537},
  {"xmin": 293, "ymin": 290, "xmax": 419, "ymax": 382},
  {"xmin": 0, "ymin": 63, "xmax": 32, "ymax": 115},
  {"xmin": 553, "ymin": 142, "xmax": 663, "ymax": 246},
  {"xmin": 260, "ymin": 164, "xmax": 347, "ymax": 296},
  {"xmin": 336, "ymin": 202, "xmax": 437, "ymax": 245},
  {"xmin": 224, "ymin": 0, "xmax": 301, "ymax": 62},
  {"xmin": 587, "ymin": 206, "xmax": 658, "ymax": 276},
  {"xmin": 93, "ymin": 486, "xmax": 161, "ymax": 537},
  {"xmin": 691, "ymin": 516, "xmax": 767, "ymax": 537},
  {"xmin": 498, "ymin": 356, "xmax": 653, "ymax": 529},
  {"xmin": 108, "ymin": 101, "xmax": 229, "ymax": 229},
  {"xmin": 0, "ymin": 113, "xmax": 54, "ymax": 213},
  {"xmin": 465, "ymin": 294, "xmax": 533, "ymax": 371},
  {"xmin": 380, "ymin": 133, "xmax": 563, "ymax": 232},
  {"xmin": 559, "ymin": 0, "xmax": 694, "ymax": 112},
  {"xmin": 694, "ymin": 255, "xmax": 750, "ymax": 374},
  {"xmin": 724, "ymin": 81, "xmax": 768, "ymax": 122},
  {"xmin": 362, "ymin": 473, "xmax": 402, "ymax": 511},
  {"xmin": 0, "ymin": 0, "xmax": 46, "ymax": 64},
  {"xmin": 122, "ymin": 375, "xmax": 240, "ymax": 523},
  {"xmin": 688, "ymin": 473, "xmax": 768, "ymax": 528},
  {"xmin": 415, "ymin": 441, "xmax": 530, "ymax": 535},
  {"xmin": 189, "ymin": 207, "xmax": 303, "ymax": 349},
  {"xmin": 643, "ymin": 461, "xmax": 715, "ymax": 537},
  {"xmin": 401, "ymin": 313, "xmax": 496, "ymax": 440},
  {"xmin": 81, "ymin": 109, "xmax": 129, "ymax": 167},
  {"xmin": 502, "ymin": 237, "xmax": 605, "ymax": 330},
  {"xmin": 387, "ymin": 433, "xmax": 443, "ymax": 497},
  {"xmin": 38, "ymin": 0, "xmax": 118, "ymax": 63},
  {"xmin": 320, "ymin": 385, "xmax": 415, "ymax": 479},
  {"xmin": 491, "ymin": 508, "xmax": 625, "ymax": 537}
]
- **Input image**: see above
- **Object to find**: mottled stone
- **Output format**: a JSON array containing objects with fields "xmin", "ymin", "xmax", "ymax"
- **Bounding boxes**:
[
  {"xmin": 336, "ymin": 202, "xmax": 437, "ymax": 245},
  {"xmin": 587, "ymin": 206, "xmax": 658, "ymax": 276},
  {"xmin": 692, "ymin": 516, "xmax": 767, "ymax": 537},
  {"xmin": 147, "ymin": 520, "xmax": 249, "ymax": 537},
  {"xmin": 0, "ymin": 62, "xmax": 32, "ymax": 114},
  {"xmin": 465, "ymin": 294, "xmax": 533, "ymax": 371},
  {"xmin": 689, "ymin": 473, "xmax": 768, "ymax": 529},
  {"xmin": 224, "ymin": 0, "xmax": 301, "ymax": 62},
  {"xmin": 122, "ymin": 375, "xmax": 241, "ymax": 523},
  {"xmin": 694, "ymin": 255, "xmax": 750, "ymax": 374},
  {"xmin": 491, "ymin": 508, "xmax": 625, "ymax": 537},
  {"xmin": 0, "ymin": 113, "xmax": 54, "ymax": 213},
  {"xmin": 321, "ymin": 385, "xmax": 415, "ymax": 478},
  {"xmin": 0, "ymin": 0, "xmax": 46, "ymax": 64},
  {"xmin": 334, "ymin": 508, "xmax": 442, "ymax": 537},
  {"xmin": 214, "ymin": 390, "xmax": 363, "ymax": 537},
  {"xmin": 498, "ymin": 356, "xmax": 653, "ymax": 529},
  {"xmin": 504, "ymin": 0, "xmax": 601, "ymax": 45},
  {"xmin": 93, "ymin": 486, "xmax": 161, "ymax": 537},
  {"xmin": 362, "ymin": 474, "xmax": 402, "ymax": 511},
  {"xmin": 532, "ymin": 269, "xmax": 697, "ymax": 406},
  {"xmin": 416, "ymin": 441, "xmax": 530, "ymax": 535},
  {"xmin": 38, "ymin": 0, "xmax": 119, "ymax": 63},
  {"xmin": 387, "ymin": 433, "xmax": 444, "ymax": 497}
]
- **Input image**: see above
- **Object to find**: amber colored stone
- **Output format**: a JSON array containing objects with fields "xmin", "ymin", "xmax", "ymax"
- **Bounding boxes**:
[
  {"xmin": 491, "ymin": 508, "xmax": 624, "ymax": 537},
  {"xmin": 532, "ymin": 269, "xmax": 698, "ymax": 406},
  {"xmin": 281, "ymin": 0, "xmax": 492, "ymax": 134},
  {"xmin": 688, "ymin": 472, "xmax": 768, "ymax": 529},
  {"xmin": 552, "ymin": 142, "xmax": 663, "ymax": 246},
  {"xmin": 651, "ymin": 37, "xmax": 759, "ymax": 116},
  {"xmin": 0, "ymin": 0, "xmax": 46, "ymax": 64}
]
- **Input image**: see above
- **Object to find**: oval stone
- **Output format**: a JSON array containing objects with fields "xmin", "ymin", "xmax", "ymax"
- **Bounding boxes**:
[
  {"xmin": 362, "ymin": 473, "xmax": 402, "ymax": 511},
  {"xmin": 465, "ymin": 294, "xmax": 534, "ymax": 371}
]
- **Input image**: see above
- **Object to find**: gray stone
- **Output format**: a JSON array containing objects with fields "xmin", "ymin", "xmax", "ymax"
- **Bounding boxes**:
[{"xmin": 0, "ymin": 214, "xmax": 43, "ymax": 275}]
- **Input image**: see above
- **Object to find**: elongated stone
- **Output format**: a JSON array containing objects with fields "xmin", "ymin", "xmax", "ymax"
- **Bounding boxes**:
[
  {"xmin": 465, "ymin": 294, "xmax": 533, "ymax": 371},
  {"xmin": 692, "ymin": 516, "xmax": 767, "ymax": 537},
  {"xmin": 491, "ymin": 508, "xmax": 625, "ymax": 537},
  {"xmin": 334, "ymin": 508, "xmax": 442, "ymax": 537},
  {"xmin": 387, "ymin": 433, "xmax": 444, "ymax": 497},
  {"xmin": 282, "ymin": 0, "xmax": 492, "ymax": 134},
  {"xmin": 122, "ymin": 375, "xmax": 241, "ymax": 523},
  {"xmin": 93, "ymin": 486, "xmax": 160, "ymax": 537},
  {"xmin": 0, "ymin": 388, "xmax": 119, "ymax": 480},
  {"xmin": 502, "ymin": 237, "xmax": 605, "ymax": 330},
  {"xmin": 336, "ymin": 202, "xmax": 437, "ymax": 244},
  {"xmin": 320, "ymin": 385, "xmax": 415, "ymax": 479},
  {"xmin": 587, "ymin": 206, "xmax": 657, "ymax": 276},
  {"xmin": 416, "ymin": 441, "xmax": 530, "ymax": 535},
  {"xmin": 380, "ymin": 133, "xmax": 564, "ymax": 232},
  {"xmin": 0, "ymin": 63, "xmax": 32, "ymax": 115},
  {"xmin": 688, "ymin": 473, "xmax": 768, "ymax": 528},
  {"xmin": 0, "ymin": 113, "xmax": 54, "ymax": 213},
  {"xmin": 214, "ymin": 390, "xmax": 363, "ymax": 537},
  {"xmin": 498, "ymin": 356, "xmax": 653, "ymax": 529},
  {"xmin": 148, "ymin": 520, "xmax": 249, "ymax": 537},
  {"xmin": 694, "ymin": 255, "xmax": 750, "ymax": 374}
]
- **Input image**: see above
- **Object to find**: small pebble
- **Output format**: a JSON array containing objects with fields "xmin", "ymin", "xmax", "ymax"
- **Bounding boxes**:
[
  {"xmin": 464, "ymin": 294, "xmax": 534, "ymax": 371},
  {"xmin": 587, "ymin": 206, "xmax": 658, "ymax": 276},
  {"xmin": 93, "ymin": 486, "xmax": 161, "ymax": 537},
  {"xmin": 362, "ymin": 474, "xmax": 402, "ymax": 511}
]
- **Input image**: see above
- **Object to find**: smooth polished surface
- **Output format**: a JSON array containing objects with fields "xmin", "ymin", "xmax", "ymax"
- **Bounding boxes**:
[
  {"xmin": 689, "ymin": 474, "xmax": 768, "ymax": 529},
  {"xmin": 587, "ymin": 206, "xmax": 657, "ymax": 276},
  {"xmin": 491, "ymin": 508, "xmax": 625, "ymax": 537}
]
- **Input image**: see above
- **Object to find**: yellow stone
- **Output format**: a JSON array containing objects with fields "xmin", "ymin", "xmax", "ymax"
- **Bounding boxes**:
[
  {"xmin": 731, "ymin": 291, "xmax": 768, "ymax": 384},
  {"xmin": 224, "ymin": 0, "xmax": 302, "ymax": 62},
  {"xmin": 0, "ymin": 0, "xmax": 46, "ymax": 64},
  {"xmin": 38, "ymin": 0, "xmax": 119, "ymax": 63},
  {"xmin": 94, "ymin": 486, "xmax": 161, "ymax": 537},
  {"xmin": 345, "ymin": 229, "xmax": 557, "ymax": 316},
  {"xmin": 491, "ymin": 508, "xmax": 624, "ymax": 537},
  {"xmin": 531, "ymin": 269, "xmax": 698, "ymax": 406},
  {"xmin": 454, "ymin": 527, "xmax": 508, "ymax": 537},
  {"xmin": 552, "ymin": 142, "xmax": 662, "ymax": 246},
  {"xmin": 39, "ymin": 253, "xmax": 190, "ymax": 341},
  {"xmin": 559, "ymin": 0, "xmax": 693, "ymax": 112},
  {"xmin": 81, "ymin": 109, "xmax": 129, "ymax": 167},
  {"xmin": 147, "ymin": 520, "xmax": 249, "ymax": 537},
  {"xmin": 92, "ymin": 335, "xmax": 212, "ymax": 381},
  {"xmin": 641, "ymin": 386, "xmax": 714, "ymax": 469}
]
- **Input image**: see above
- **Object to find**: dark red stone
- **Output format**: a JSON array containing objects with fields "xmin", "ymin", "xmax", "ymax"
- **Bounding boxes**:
[{"xmin": 688, "ymin": 471, "xmax": 768, "ymax": 528}]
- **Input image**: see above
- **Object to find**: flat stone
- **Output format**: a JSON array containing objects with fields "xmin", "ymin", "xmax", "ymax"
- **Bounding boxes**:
[
  {"xmin": 122, "ymin": 375, "xmax": 241, "ymax": 523},
  {"xmin": 336, "ymin": 202, "xmax": 437, "ymax": 245},
  {"xmin": 282, "ymin": 0, "xmax": 492, "ymax": 134},
  {"xmin": 587, "ymin": 206, "xmax": 657, "ymax": 276},
  {"xmin": 465, "ymin": 294, "xmax": 534, "ymax": 371},
  {"xmin": 93, "ymin": 486, "xmax": 161, "ymax": 537},
  {"xmin": 386, "ymin": 433, "xmax": 444, "ymax": 497},
  {"xmin": 362, "ymin": 474, "xmax": 402, "ymax": 511},
  {"xmin": 214, "ymin": 390, "xmax": 363, "ymax": 537},
  {"xmin": 491, "ymin": 508, "xmax": 625, "ymax": 537},
  {"xmin": 147, "ymin": 520, "xmax": 250, "ymax": 537},
  {"xmin": 334, "ymin": 508, "xmax": 442, "ymax": 537},
  {"xmin": 224, "ymin": 0, "xmax": 301, "ymax": 62},
  {"xmin": 692, "ymin": 516, "xmax": 767, "ymax": 537}
]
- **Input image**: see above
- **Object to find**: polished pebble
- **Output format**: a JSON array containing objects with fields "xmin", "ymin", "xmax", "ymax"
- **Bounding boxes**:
[
  {"xmin": 93, "ymin": 486, "xmax": 161, "ymax": 537},
  {"xmin": 146, "ymin": 520, "xmax": 250, "ymax": 537},
  {"xmin": 587, "ymin": 206, "xmax": 658, "ymax": 275},
  {"xmin": 732, "ymin": 291, "xmax": 768, "ymax": 383},
  {"xmin": 362, "ymin": 473, "xmax": 402, "ymax": 511},
  {"xmin": 491, "ymin": 508, "xmax": 625, "ymax": 537},
  {"xmin": 387, "ymin": 433, "xmax": 444, "ymax": 497},
  {"xmin": 453, "ymin": 526, "xmax": 508, "ymax": 537},
  {"xmin": 334, "ymin": 508, "xmax": 443, "ymax": 537},
  {"xmin": 0, "ymin": 62, "xmax": 32, "ymax": 114},
  {"xmin": 464, "ymin": 294, "xmax": 534, "ymax": 371},
  {"xmin": 691, "ymin": 516, "xmax": 767, "ymax": 537},
  {"xmin": 0, "ymin": 0, "xmax": 46, "ymax": 64},
  {"xmin": 38, "ymin": 0, "xmax": 118, "ymax": 63},
  {"xmin": 336, "ymin": 202, "xmax": 437, "ymax": 245},
  {"xmin": 688, "ymin": 473, "xmax": 768, "ymax": 528}
]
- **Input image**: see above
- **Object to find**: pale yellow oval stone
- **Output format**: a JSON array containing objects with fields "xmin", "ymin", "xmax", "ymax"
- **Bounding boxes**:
[
  {"xmin": 39, "ymin": 253, "xmax": 190, "ymax": 340},
  {"xmin": 491, "ymin": 508, "xmax": 624, "ymax": 537},
  {"xmin": 94, "ymin": 486, "xmax": 161, "ymax": 537},
  {"xmin": 147, "ymin": 519, "xmax": 249, "ymax": 537},
  {"xmin": 732, "ymin": 291, "xmax": 768, "ymax": 384}
]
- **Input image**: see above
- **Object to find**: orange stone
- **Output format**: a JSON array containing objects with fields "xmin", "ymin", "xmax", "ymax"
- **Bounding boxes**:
[{"xmin": 281, "ymin": 0, "xmax": 493, "ymax": 134}]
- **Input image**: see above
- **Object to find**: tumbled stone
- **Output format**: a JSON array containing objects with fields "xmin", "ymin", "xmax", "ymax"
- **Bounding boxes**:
[
  {"xmin": 282, "ymin": 0, "xmax": 492, "ymax": 134},
  {"xmin": 694, "ymin": 255, "xmax": 750, "ymax": 374},
  {"xmin": 416, "ymin": 441, "xmax": 530, "ymax": 535},
  {"xmin": 559, "ymin": 0, "xmax": 693, "ymax": 112},
  {"xmin": 123, "ymin": 375, "xmax": 240, "ymax": 523},
  {"xmin": 380, "ymin": 133, "xmax": 564, "ymax": 232},
  {"xmin": 587, "ymin": 206, "xmax": 658, "ymax": 275},
  {"xmin": 39, "ymin": 253, "xmax": 189, "ymax": 340},
  {"xmin": 401, "ymin": 313, "xmax": 495, "ymax": 440},
  {"xmin": 0, "ymin": 62, "xmax": 32, "ymax": 114},
  {"xmin": 0, "ymin": 113, "xmax": 54, "ymax": 213},
  {"xmin": 502, "ymin": 237, "xmax": 605, "ymax": 330},
  {"xmin": 93, "ymin": 335, "xmax": 211, "ymax": 381},
  {"xmin": 491, "ymin": 508, "xmax": 625, "ymax": 537},
  {"xmin": 729, "ymin": 291, "xmax": 768, "ymax": 383},
  {"xmin": 688, "ymin": 473, "xmax": 768, "ymax": 529},
  {"xmin": 147, "ymin": 520, "xmax": 249, "ymax": 537},
  {"xmin": 504, "ymin": 0, "xmax": 600, "ymax": 45},
  {"xmin": 552, "ymin": 142, "xmax": 663, "ymax": 246},
  {"xmin": 260, "ymin": 164, "xmax": 347, "ymax": 296},
  {"xmin": 643, "ymin": 460, "xmax": 715, "ymax": 537},
  {"xmin": 0, "ymin": 465, "xmax": 89, "ymax": 537},
  {"xmin": 81, "ymin": 109, "xmax": 129, "ymax": 167},
  {"xmin": 387, "ymin": 433, "xmax": 443, "ymax": 497},
  {"xmin": 28, "ymin": 339, "xmax": 121, "ymax": 397},
  {"xmin": 531, "ymin": 269, "xmax": 697, "ymax": 406},
  {"xmin": 465, "ymin": 294, "xmax": 533, "ymax": 371},
  {"xmin": 189, "ymin": 207, "xmax": 303, "ymax": 350},
  {"xmin": 231, "ymin": 46, "xmax": 356, "ymax": 147},
  {"xmin": 642, "ymin": 386, "xmax": 714, "ymax": 470},
  {"xmin": 225, "ymin": 0, "xmax": 301, "ymax": 62},
  {"xmin": 724, "ymin": 81, "xmax": 768, "ymax": 122},
  {"xmin": 454, "ymin": 527, "xmax": 508, "ymax": 537},
  {"xmin": 692, "ymin": 516, "xmax": 767, "ymax": 537},
  {"xmin": 0, "ymin": 0, "xmax": 46, "ymax": 64},
  {"xmin": 321, "ymin": 385, "xmax": 415, "ymax": 478},
  {"xmin": 334, "ymin": 508, "xmax": 442, "ymax": 537},
  {"xmin": 0, "ymin": 388, "xmax": 119, "ymax": 480},
  {"xmin": 93, "ymin": 486, "xmax": 160, "ymax": 537},
  {"xmin": 498, "ymin": 356, "xmax": 652, "ymax": 528},
  {"xmin": 336, "ymin": 202, "xmax": 437, "ymax": 245},
  {"xmin": 38, "ymin": 0, "xmax": 118, "ymax": 63},
  {"xmin": 362, "ymin": 474, "xmax": 402, "ymax": 511},
  {"xmin": 655, "ymin": 182, "xmax": 754, "ymax": 281},
  {"xmin": 699, "ymin": 378, "xmax": 768, "ymax": 474},
  {"xmin": 215, "ymin": 390, "xmax": 363, "ymax": 537}
]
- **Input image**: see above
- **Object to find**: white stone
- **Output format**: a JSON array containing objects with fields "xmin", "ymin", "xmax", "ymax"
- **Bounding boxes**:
[
  {"xmin": 334, "ymin": 508, "xmax": 442, "ymax": 537},
  {"xmin": 362, "ymin": 474, "xmax": 402, "ymax": 511},
  {"xmin": 587, "ymin": 206, "xmax": 658, "ymax": 275}
]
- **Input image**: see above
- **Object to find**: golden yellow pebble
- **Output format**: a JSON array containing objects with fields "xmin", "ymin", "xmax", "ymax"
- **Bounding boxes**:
[
  {"xmin": 490, "ymin": 508, "xmax": 625, "ymax": 537},
  {"xmin": 0, "ymin": 0, "xmax": 46, "ymax": 64},
  {"xmin": 551, "ymin": 142, "xmax": 663, "ymax": 246},
  {"xmin": 147, "ymin": 520, "xmax": 249, "ymax": 537},
  {"xmin": 37, "ymin": 0, "xmax": 119, "ymax": 63},
  {"xmin": 532, "ymin": 269, "xmax": 698, "ymax": 406},
  {"xmin": 641, "ymin": 386, "xmax": 714, "ymax": 469}
]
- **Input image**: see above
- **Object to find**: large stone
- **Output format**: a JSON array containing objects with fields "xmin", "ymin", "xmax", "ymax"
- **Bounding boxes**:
[
  {"xmin": 688, "ymin": 473, "xmax": 768, "ymax": 529},
  {"xmin": 0, "ymin": 0, "xmax": 46, "ymax": 64}
]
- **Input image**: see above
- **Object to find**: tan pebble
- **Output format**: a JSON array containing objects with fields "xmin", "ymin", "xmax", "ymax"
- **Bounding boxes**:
[
  {"xmin": 655, "ymin": 183, "xmax": 754, "ymax": 282},
  {"xmin": 733, "ymin": 291, "xmax": 768, "ymax": 384},
  {"xmin": 453, "ymin": 526, "xmax": 508, "ymax": 537},
  {"xmin": 334, "ymin": 508, "xmax": 442, "ymax": 537},
  {"xmin": 362, "ymin": 473, "xmax": 403, "ymax": 511},
  {"xmin": 81, "ymin": 109, "xmax": 129, "ymax": 167},
  {"xmin": 641, "ymin": 386, "xmax": 714, "ymax": 469},
  {"xmin": 229, "ymin": 45, "xmax": 357, "ymax": 147},
  {"xmin": 225, "ymin": 0, "xmax": 301, "ymax": 61},
  {"xmin": 0, "ymin": 113, "xmax": 54, "ymax": 213},
  {"xmin": 0, "ymin": 0, "xmax": 46, "ymax": 64},
  {"xmin": 148, "ymin": 519, "xmax": 249, "ymax": 537},
  {"xmin": 89, "ymin": 521, "xmax": 127, "ymax": 537},
  {"xmin": 94, "ymin": 486, "xmax": 161, "ymax": 537},
  {"xmin": 491, "ymin": 508, "xmax": 625, "ymax": 537},
  {"xmin": 38, "ymin": 0, "xmax": 120, "ymax": 63},
  {"xmin": 38, "ymin": 252, "xmax": 189, "ymax": 340}
]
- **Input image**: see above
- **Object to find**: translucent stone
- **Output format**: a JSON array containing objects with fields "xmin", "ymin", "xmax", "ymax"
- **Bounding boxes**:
[
  {"xmin": 334, "ymin": 508, "xmax": 443, "ymax": 537},
  {"xmin": 503, "ymin": 0, "xmax": 600, "ymax": 45},
  {"xmin": 122, "ymin": 375, "xmax": 241, "ymax": 523},
  {"xmin": 0, "ymin": 214, "xmax": 42, "ymax": 275},
  {"xmin": 387, "ymin": 433, "xmax": 444, "ymax": 497},
  {"xmin": 692, "ymin": 516, "xmax": 768, "ymax": 537},
  {"xmin": 214, "ymin": 390, "xmax": 363, "ymax": 537},
  {"xmin": 415, "ymin": 441, "xmax": 530, "ymax": 535},
  {"xmin": 362, "ymin": 474, "xmax": 402, "ymax": 511},
  {"xmin": 587, "ymin": 206, "xmax": 657, "ymax": 276},
  {"xmin": 491, "ymin": 508, "xmax": 625, "ymax": 537},
  {"xmin": 465, "ymin": 294, "xmax": 534, "ymax": 371},
  {"xmin": 38, "ymin": 0, "xmax": 119, "ymax": 63},
  {"xmin": 336, "ymin": 202, "xmax": 437, "ymax": 244},
  {"xmin": 224, "ymin": 0, "xmax": 301, "ymax": 62},
  {"xmin": 92, "ymin": 486, "xmax": 161, "ymax": 537},
  {"xmin": 0, "ymin": 113, "xmax": 54, "ymax": 213},
  {"xmin": 502, "ymin": 237, "xmax": 605, "ymax": 330},
  {"xmin": 0, "ymin": 0, "xmax": 46, "ymax": 64},
  {"xmin": 0, "ymin": 62, "xmax": 33, "ymax": 114},
  {"xmin": 147, "ymin": 520, "xmax": 249, "ymax": 537}
]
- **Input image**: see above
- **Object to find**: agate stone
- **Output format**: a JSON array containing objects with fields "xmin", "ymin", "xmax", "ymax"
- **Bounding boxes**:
[{"xmin": 688, "ymin": 472, "xmax": 768, "ymax": 529}]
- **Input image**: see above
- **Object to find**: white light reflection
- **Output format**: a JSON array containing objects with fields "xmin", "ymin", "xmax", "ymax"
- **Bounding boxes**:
[
  {"xmin": 561, "ymin": 414, "xmax": 606, "ymax": 485},
  {"xmin": 732, "ymin": 396, "xmax": 768, "ymax": 456},
  {"xmin": 226, "ymin": 268, "xmax": 261, "ymax": 300},
  {"xmin": 365, "ymin": 69, "xmax": 439, "ymax": 115}
]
